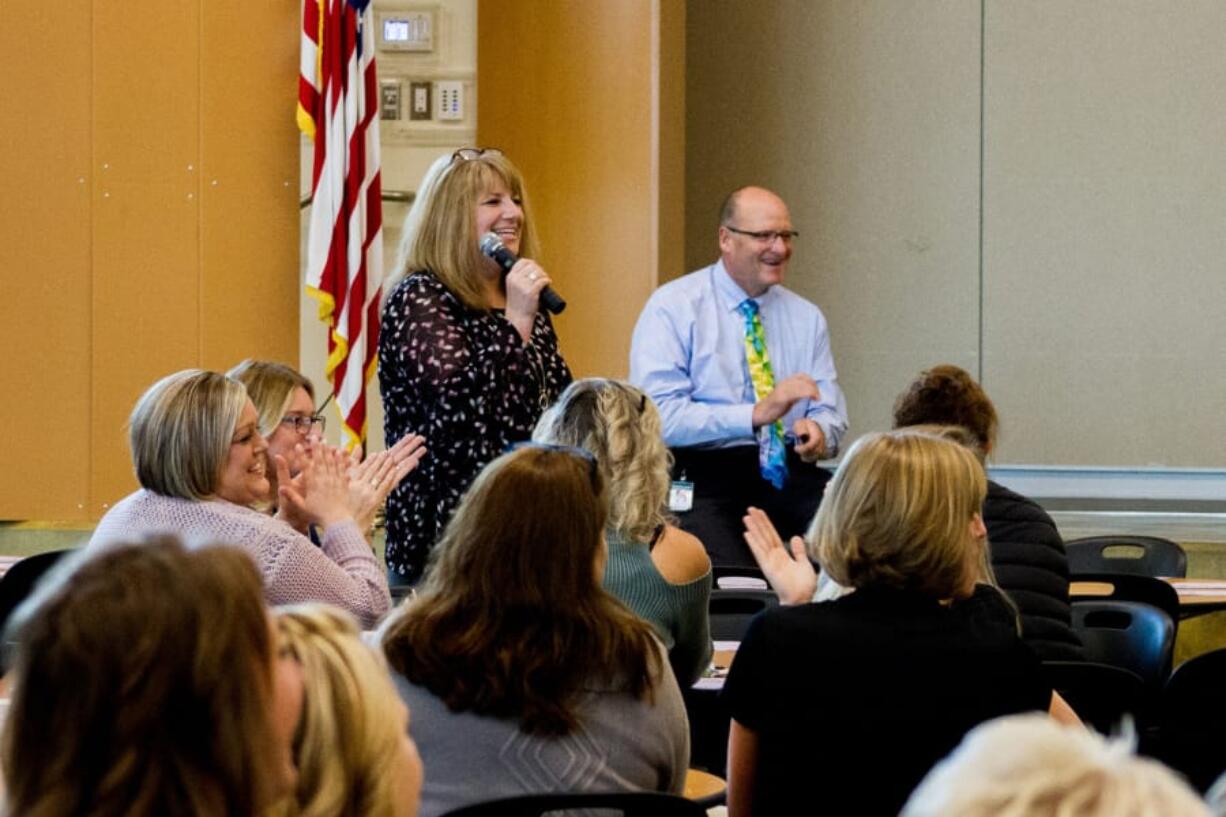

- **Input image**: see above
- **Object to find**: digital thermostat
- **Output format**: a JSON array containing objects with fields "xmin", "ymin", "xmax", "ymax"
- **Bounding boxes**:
[{"xmin": 377, "ymin": 10, "xmax": 433, "ymax": 52}]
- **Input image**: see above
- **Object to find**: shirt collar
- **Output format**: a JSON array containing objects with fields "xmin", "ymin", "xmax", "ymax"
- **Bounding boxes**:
[{"xmin": 712, "ymin": 259, "xmax": 778, "ymax": 314}]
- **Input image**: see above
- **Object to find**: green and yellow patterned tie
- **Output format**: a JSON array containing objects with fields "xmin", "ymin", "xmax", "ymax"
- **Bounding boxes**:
[{"xmin": 738, "ymin": 299, "xmax": 787, "ymax": 489}]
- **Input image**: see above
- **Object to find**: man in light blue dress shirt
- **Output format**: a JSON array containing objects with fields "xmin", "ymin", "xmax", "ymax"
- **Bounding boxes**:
[{"xmin": 629, "ymin": 186, "xmax": 849, "ymax": 567}]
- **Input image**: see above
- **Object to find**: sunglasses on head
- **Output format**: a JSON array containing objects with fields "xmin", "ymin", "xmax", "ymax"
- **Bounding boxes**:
[{"xmin": 507, "ymin": 441, "xmax": 600, "ymax": 492}]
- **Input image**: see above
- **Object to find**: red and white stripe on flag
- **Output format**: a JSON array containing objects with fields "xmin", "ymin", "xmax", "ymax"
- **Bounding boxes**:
[{"xmin": 298, "ymin": 0, "xmax": 383, "ymax": 452}]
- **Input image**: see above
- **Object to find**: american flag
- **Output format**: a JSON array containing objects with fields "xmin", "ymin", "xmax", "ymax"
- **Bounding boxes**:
[{"xmin": 298, "ymin": 0, "xmax": 383, "ymax": 452}]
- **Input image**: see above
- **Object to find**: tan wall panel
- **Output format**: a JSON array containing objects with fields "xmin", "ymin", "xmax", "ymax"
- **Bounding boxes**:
[
  {"xmin": 686, "ymin": 1, "xmax": 981, "ymax": 442},
  {"xmin": 200, "ymin": 0, "xmax": 300, "ymax": 371},
  {"xmin": 478, "ymin": 0, "xmax": 657, "ymax": 379},
  {"xmin": 91, "ymin": 0, "xmax": 202, "ymax": 510},
  {"xmin": 983, "ymin": 1, "xmax": 1226, "ymax": 467},
  {"xmin": 91, "ymin": 188, "xmax": 201, "ymax": 509},
  {"xmin": 93, "ymin": 1, "xmax": 200, "ymax": 184},
  {"xmin": 657, "ymin": 0, "xmax": 686, "ymax": 284},
  {"xmin": 0, "ymin": 2, "xmax": 93, "ymax": 520}
]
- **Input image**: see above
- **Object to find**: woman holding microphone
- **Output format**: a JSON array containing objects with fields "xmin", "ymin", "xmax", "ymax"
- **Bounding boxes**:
[{"xmin": 379, "ymin": 148, "xmax": 571, "ymax": 584}]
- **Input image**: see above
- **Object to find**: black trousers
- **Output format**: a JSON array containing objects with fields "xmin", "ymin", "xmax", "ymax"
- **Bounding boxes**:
[{"xmin": 670, "ymin": 446, "xmax": 832, "ymax": 569}]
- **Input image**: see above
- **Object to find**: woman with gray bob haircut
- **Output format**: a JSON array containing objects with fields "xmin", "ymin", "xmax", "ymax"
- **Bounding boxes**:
[{"xmin": 88, "ymin": 369, "xmax": 391, "ymax": 627}]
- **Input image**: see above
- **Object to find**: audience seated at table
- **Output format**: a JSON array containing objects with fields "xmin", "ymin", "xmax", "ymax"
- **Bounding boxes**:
[
  {"xmin": 1, "ymin": 535, "xmax": 303, "ymax": 817},
  {"xmin": 893, "ymin": 364, "xmax": 1083, "ymax": 661},
  {"xmin": 228, "ymin": 359, "xmax": 425, "ymax": 543},
  {"xmin": 723, "ymin": 430, "xmax": 1077, "ymax": 817},
  {"xmin": 88, "ymin": 369, "xmax": 391, "ymax": 627},
  {"xmin": 276, "ymin": 604, "xmax": 422, "ymax": 817},
  {"xmin": 533, "ymin": 378, "xmax": 713, "ymax": 686},
  {"xmin": 902, "ymin": 713, "xmax": 1210, "ymax": 817},
  {"xmin": 380, "ymin": 445, "xmax": 690, "ymax": 817}
]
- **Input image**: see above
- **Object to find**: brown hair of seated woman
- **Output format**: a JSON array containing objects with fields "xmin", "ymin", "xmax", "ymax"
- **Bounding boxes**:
[{"xmin": 380, "ymin": 445, "xmax": 663, "ymax": 736}]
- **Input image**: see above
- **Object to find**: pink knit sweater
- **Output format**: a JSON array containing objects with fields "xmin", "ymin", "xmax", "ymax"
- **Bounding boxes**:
[{"xmin": 89, "ymin": 490, "xmax": 391, "ymax": 627}]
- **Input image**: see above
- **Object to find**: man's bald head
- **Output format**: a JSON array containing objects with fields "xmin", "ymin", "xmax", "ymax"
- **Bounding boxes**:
[
  {"xmin": 719, "ymin": 186, "xmax": 788, "ymax": 228},
  {"xmin": 717, "ymin": 186, "xmax": 795, "ymax": 298}
]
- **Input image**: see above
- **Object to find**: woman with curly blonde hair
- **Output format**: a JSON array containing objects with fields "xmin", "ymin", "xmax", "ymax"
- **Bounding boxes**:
[
  {"xmin": 275, "ymin": 604, "xmax": 422, "ymax": 817},
  {"xmin": 534, "ymin": 378, "xmax": 712, "ymax": 685}
]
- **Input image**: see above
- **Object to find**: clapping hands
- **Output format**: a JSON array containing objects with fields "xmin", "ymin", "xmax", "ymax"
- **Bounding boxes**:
[
  {"xmin": 344, "ymin": 433, "xmax": 427, "ymax": 535},
  {"xmin": 275, "ymin": 434, "xmax": 427, "ymax": 537},
  {"xmin": 277, "ymin": 445, "xmax": 353, "ymax": 528},
  {"xmin": 741, "ymin": 506, "xmax": 818, "ymax": 605}
]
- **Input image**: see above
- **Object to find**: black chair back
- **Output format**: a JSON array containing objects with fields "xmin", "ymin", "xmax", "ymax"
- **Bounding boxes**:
[
  {"xmin": 0, "ymin": 549, "xmax": 73, "ymax": 632},
  {"xmin": 0, "ymin": 548, "xmax": 75, "ymax": 674},
  {"xmin": 1065, "ymin": 535, "xmax": 1187, "ymax": 578},
  {"xmin": 1160, "ymin": 648, "xmax": 1226, "ymax": 792},
  {"xmin": 1042, "ymin": 660, "xmax": 1148, "ymax": 734},
  {"xmin": 1069, "ymin": 573, "xmax": 1181, "ymax": 629},
  {"xmin": 708, "ymin": 588, "xmax": 777, "ymax": 641},
  {"xmin": 1071, "ymin": 600, "xmax": 1174, "ymax": 689},
  {"xmin": 440, "ymin": 792, "xmax": 707, "ymax": 817}
]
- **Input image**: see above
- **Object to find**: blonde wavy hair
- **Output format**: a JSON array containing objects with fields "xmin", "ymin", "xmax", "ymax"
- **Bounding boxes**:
[
  {"xmin": 276, "ymin": 604, "xmax": 413, "ymax": 817},
  {"xmin": 227, "ymin": 359, "xmax": 315, "ymax": 439},
  {"xmin": 810, "ymin": 429, "xmax": 987, "ymax": 598},
  {"xmin": 533, "ymin": 379, "xmax": 671, "ymax": 543},
  {"xmin": 386, "ymin": 149, "xmax": 539, "ymax": 310}
]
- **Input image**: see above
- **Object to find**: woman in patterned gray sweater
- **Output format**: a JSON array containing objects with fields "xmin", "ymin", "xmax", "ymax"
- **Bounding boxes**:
[{"xmin": 381, "ymin": 446, "xmax": 689, "ymax": 817}]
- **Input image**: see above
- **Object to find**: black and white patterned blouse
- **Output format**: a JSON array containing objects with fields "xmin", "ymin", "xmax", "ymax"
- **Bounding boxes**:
[{"xmin": 378, "ymin": 271, "xmax": 572, "ymax": 581}]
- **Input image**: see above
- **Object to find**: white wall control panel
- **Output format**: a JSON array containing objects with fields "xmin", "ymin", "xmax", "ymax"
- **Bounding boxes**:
[
  {"xmin": 377, "ymin": 10, "xmax": 434, "ymax": 52},
  {"xmin": 372, "ymin": 2, "xmax": 474, "ymax": 144},
  {"xmin": 437, "ymin": 80, "xmax": 463, "ymax": 120},
  {"xmin": 409, "ymin": 81, "xmax": 432, "ymax": 120}
]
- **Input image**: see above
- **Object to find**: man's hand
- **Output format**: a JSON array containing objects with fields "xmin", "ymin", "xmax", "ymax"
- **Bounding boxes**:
[
  {"xmin": 751, "ymin": 374, "xmax": 820, "ymax": 428},
  {"xmin": 792, "ymin": 417, "xmax": 826, "ymax": 462}
]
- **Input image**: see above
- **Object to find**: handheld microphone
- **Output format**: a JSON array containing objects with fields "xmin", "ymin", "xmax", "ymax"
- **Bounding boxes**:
[{"xmin": 479, "ymin": 232, "xmax": 567, "ymax": 315}]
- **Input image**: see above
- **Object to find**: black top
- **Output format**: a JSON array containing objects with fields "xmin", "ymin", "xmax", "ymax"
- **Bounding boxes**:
[
  {"xmin": 985, "ymin": 480, "xmax": 1083, "ymax": 661},
  {"xmin": 722, "ymin": 585, "xmax": 1051, "ymax": 816},
  {"xmin": 378, "ymin": 272, "xmax": 571, "ymax": 581}
]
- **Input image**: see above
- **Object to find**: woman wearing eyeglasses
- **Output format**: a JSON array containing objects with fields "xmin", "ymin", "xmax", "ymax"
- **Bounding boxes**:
[
  {"xmin": 228, "ymin": 359, "xmax": 425, "ymax": 542},
  {"xmin": 88, "ymin": 369, "xmax": 392, "ymax": 627},
  {"xmin": 379, "ymin": 148, "xmax": 571, "ymax": 584},
  {"xmin": 380, "ymin": 445, "xmax": 688, "ymax": 817}
]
